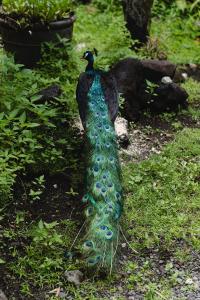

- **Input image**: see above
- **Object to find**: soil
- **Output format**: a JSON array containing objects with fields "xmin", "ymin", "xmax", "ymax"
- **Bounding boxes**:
[{"xmin": 120, "ymin": 104, "xmax": 200, "ymax": 164}]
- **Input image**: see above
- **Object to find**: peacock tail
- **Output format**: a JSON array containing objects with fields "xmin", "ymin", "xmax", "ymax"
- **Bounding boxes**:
[{"xmin": 81, "ymin": 73, "xmax": 123, "ymax": 271}]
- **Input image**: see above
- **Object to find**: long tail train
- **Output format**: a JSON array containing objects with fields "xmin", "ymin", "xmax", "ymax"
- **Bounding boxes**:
[
  {"xmin": 76, "ymin": 50, "xmax": 123, "ymax": 272},
  {"xmin": 81, "ymin": 73, "xmax": 123, "ymax": 271}
]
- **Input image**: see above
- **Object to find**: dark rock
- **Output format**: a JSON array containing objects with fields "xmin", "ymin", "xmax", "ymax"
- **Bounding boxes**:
[
  {"xmin": 149, "ymin": 83, "xmax": 189, "ymax": 113},
  {"xmin": 37, "ymin": 84, "xmax": 62, "ymax": 103},
  {"xmin": 110, "ymin": 58, "xmax": 146, "ymax": 121},
  {"xmin": 142, "ymin": 59, "xmax": 177, "ymax": 82},
  {"xmin": 111, "ymin": 57, "xmax": 189, "ymax": 121}
]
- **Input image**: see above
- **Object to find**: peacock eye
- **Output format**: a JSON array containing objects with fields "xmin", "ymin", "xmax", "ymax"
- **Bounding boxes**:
[
  {"xmin": 82, "ymin": 194, "xmax": 88, "ymax": 202},
  {"xmin": 106, "ymin": 231, "xmax": 113, "ymax": 239},
  {"xmin": 101, "ymin": 187, "xmax": 106, "ymax": 193},
  {"xmin": 96, "ymin": 182, "xmax": 101, "ymax": 189},
  {"xmin": 93, "ymin": 165, "xmax": 99, "ymax": 172},
  {"xmin": 100, "ymin": 225, "xmax": 107, "ymax": 230},
  {"xmin": 85, "ymin": 240, "xmax": 93, "ymax": 248},
  {"xmin": 116, "ymin": 192, "xmax": 121, "ymax": 199}
]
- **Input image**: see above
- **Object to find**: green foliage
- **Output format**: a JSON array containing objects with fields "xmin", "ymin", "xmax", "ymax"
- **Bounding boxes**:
[
  {"xmin": 152, "ymin": 0, "xmax": 200, "ymax": 17},
  {"xmin": 2, "ymin": 0, "xmax": 73, "ymax": 24},
  {"xmin": 181, "ymin": 78, "xmax": 200, "ymax": 103},
  {"xmin": 123, "ymin": 128, "xmax": 200, "ymax": 251},
  {"xmin": 92, "ymin": 0, "xmax": 121, "ymax": 12},
  {"xmin": 150, "ymin": 16, "xmax": 200, "ymax": 63},
  {"xmin": 74, "ymin": 5, "xmax": 136, "ymax": 70},
  {"xmin": 0, "ymin": 43, "xmax": 81, "ymax": 206},
  {"xmin": 7, "ymin": 218, "xmax": 77, "ymax": 290},
  {"xmin": 28, "ymin": 175, "xmax": 45, "ymax": 202},
  {"xmin": 152, "ymin": 0, "xmax": 200, "ymax": 64}
]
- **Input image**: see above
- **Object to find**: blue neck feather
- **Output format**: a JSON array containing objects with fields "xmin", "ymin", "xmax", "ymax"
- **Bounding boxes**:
[{"xmin": 86, "ymin": 58, "xmax": 94, "ymax": 72}]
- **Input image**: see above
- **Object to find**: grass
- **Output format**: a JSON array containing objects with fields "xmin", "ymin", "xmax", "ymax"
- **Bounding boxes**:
[
  {"xmin": 150, "ymin": 12, "xmax": 200, "ymax": 64},
  {"xmin": 74, "ymin": 4, "xmax": 135, "ymax": 69},
  {"xmin": 182, "ymin": 78, "xmax": 200, "ymax": 103},
  {"xmin": 151, "ymin": 18, "xmax": 200, "ymax": 64},
  {"xmin": 123, "ymin": 128, "xmax": 200, "ymax": 251}
]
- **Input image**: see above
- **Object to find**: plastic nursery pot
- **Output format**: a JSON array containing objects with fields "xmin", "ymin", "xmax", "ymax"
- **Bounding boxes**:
[{"xmin": 0, "ymin": 13, "xmax": 76, "ymax": 68}]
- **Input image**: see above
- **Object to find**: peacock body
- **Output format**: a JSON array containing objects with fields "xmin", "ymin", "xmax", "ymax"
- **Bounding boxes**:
[{"xmin": 76, "ymin": 51, "xmax": 123, "ymax": 271}]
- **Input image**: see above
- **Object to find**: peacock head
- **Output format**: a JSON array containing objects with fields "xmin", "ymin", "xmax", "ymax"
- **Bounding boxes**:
[
  {"xmin": 82, "ymin": 48, "xmax": 98, "ymax": 62},
  {"xmin": 82, "ymin": 49, "xmax": 98, "ymax": 72},
  {"xmin": 82, "ymin": 51, "xmax": 94, "ymax": 62}
]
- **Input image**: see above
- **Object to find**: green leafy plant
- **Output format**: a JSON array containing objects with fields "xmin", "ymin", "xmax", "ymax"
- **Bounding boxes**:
[
  {"xmin": 28, "ymin": 175, "xmax": 45, "ymax": 202},
  {"xmin": 8, "ymin": 218, "xmax": 77, "ymax": 291},
  {"xmin": 93, "ymin": 0, "xmax": 121, "ymax": 12},
  {"xmin": 152, "ymin": 0, "xmax": 200, "ymax": 18},
  {"xmin": 145, "ymin": 80, "xmax": 158, "ymax": 96},
  {"xmin": 2, "ymin": 0, "xmax": 73, "ymax": 24},
  {"xmin": 0, "ymin": 42, "xmax": 81, "ymax": 206}
]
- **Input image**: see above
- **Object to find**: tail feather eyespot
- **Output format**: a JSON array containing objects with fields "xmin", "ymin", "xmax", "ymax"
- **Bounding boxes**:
[
  {"xmin": 83, "ymin": 240, "xmax": 94, "ymax": 250},
  {"xmin": 106, "ymin": 231, "xmax": 113, "ymax": 239},
  {"xmin": 82, "ymin": 194, "xmax": 89, "ymax": 203}
]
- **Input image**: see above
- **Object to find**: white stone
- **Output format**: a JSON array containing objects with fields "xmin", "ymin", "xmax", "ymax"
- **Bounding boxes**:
[
  {"xmin": 0, "ymin": 290, "xmax": 8, "ymax": 300},
  {"xmin": 182, "ymin": 73, "xmax": 188, "ymax": 80},
  {"xmin": 115, "ymin": 117, "xmax": 128, "ymax": 136},
  {"xmin": 185, "ymin": 278, "xmax": 194, "ymax": 285},
  {"xmin": 64, "ymin": 270, "xmax": 83, "ymax": 285},
  {"xmin": 161, "ymin": 76, "xmax": 173, "ymax": 84},
  {"xmin": 75, "ymin": 117, "xmax": 84, "ymax": 132}
]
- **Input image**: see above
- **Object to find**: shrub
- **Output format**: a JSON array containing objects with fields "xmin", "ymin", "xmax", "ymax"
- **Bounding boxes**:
[
  {"xmin": 2, "ymin": 0, "xmax": 73, "ymax": 24},
  {"xmin": 0, "ymin": 43, "xmax": 81, "ymax": 206},
  {"xmin": 152, "ymin": 0, "xmax": 200, "ymax": 17}
]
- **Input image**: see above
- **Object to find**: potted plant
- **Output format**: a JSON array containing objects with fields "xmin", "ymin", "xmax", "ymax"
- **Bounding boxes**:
[{"xmin": 0, "ymin": 0, "xmax": 76, "ymax": 67}]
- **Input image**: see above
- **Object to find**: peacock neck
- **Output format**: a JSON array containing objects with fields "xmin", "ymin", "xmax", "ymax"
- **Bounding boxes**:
[{"xmin": 86, "ymin": 60, "xmax": 94, "ymax": 72}]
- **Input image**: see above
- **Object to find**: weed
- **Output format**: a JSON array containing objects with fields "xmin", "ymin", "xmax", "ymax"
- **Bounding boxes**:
[
  {"xmin": 182, "ymin": 78, "xmax": 200, "ymax": 103},
  {"xmin": 151, "ymin": 16, "xmax": 200, "ymax": 63},
  {"xmin": 28, "ymin": 175, "xmax": 45, "ymax": 202}
]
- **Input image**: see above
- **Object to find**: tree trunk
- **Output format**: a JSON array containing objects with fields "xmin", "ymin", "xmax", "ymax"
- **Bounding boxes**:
[{"xmin": 122, "ymin": 0, "xmax": 154, "ymax": 44}]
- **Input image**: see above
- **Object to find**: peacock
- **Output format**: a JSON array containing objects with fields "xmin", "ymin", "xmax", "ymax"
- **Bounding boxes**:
[{"xmin": 76, "ymin": 50, "xmax": 123, "ymax": 272}]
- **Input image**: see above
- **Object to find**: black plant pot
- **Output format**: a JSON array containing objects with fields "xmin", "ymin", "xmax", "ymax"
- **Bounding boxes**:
[{"xmin": 0, "ymin": 13, "xmax": 76, "ymax": 68}]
